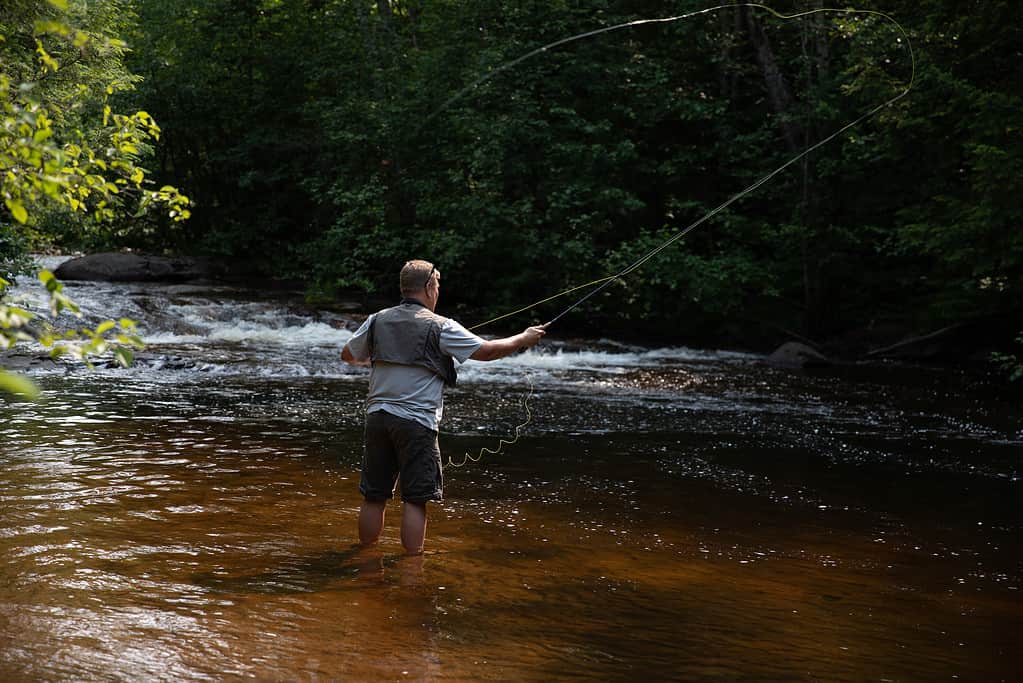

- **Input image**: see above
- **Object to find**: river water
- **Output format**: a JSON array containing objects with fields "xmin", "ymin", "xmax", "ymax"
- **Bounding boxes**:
[{"xmin": 1, "ymin": 260, "xmax": 1021, "ymax": 681}]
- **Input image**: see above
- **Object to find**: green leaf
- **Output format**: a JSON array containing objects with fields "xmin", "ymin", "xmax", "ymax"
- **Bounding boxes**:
[
  {"xmin": 33, "ymin": 20, "xmax": 70, "ymax": 37},
  {"xmin": 96, "ymin": 320, "xmax": 115, "ymax": 335},
  {"xmin": 39, "ymin": 270, "xmax": 60, "ymax": 292},
  {"xmin": 0, "ymin": 370, "xmax": 40, "ymax": 399},
  {"xmin": 5, "ymin": 198, "xmax": 28, "ymax": 224},
  {"xmin": 46, "ymin": 0, "xmax": 68, "ymax": 9},
  {"xmin": 113, "ymin": 347, "xmax": 134, "ymax": 367}
]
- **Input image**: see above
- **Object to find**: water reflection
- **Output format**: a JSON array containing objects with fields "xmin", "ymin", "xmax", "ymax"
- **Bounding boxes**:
[{"xmin": 2, "ymin": 273, "xmax": 1021, "ymax": 680}]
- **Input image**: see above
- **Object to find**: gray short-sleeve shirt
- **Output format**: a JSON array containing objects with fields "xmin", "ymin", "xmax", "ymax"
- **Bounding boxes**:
[{"xmin": 345, "ymin": 313, "xmax": 484, "ymax": 431}]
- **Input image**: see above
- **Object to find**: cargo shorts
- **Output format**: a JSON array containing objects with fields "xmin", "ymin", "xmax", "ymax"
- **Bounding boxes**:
[{"xmin": 360, "ymin": 410, "xmax": 443, "ymax": 504}]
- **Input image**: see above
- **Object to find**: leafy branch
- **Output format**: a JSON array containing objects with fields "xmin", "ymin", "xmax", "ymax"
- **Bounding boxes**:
[
  {"xmin": 1, "ymin": 1, "xmax": 187, "ymax": 397},
  {"xmin": 991, "ymin": 334, "xmax": 1023, "ymax": 382},
  {"xmin": 1, "ymin": 270, "xmax": 145, "ymax": 399}
]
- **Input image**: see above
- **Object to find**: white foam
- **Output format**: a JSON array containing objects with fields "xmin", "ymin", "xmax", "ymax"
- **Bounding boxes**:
[
  {"xmin": 6, "ymin": 262, "xmax": 759, "ymax": 384},
  {"xmin": 147, "ymin": 303, "xmax": 353, "ymax": 348},
  {"xmin": 457, "ymin": 346, "xmax": 758, "ymax": 377},
  {"xmin": 143, "ymin": 333, "xmax": 206, "ymax": 345},
  {"xmin": 205, "ymin": 320, "xmax": 350, "ymax": 347}
]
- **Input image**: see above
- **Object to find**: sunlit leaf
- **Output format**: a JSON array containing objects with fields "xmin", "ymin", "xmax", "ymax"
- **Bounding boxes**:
[
  {"xmin": 113, "ymin": 347, "xmax": 134, "ymax": 367},
  {"xmin": 0, "ymin": 370, "xmax": 40, "ymax": 400},
  {"xmin": 35, "ymin": 41, "xmax": 60, "ymax": 72},
  {"xmin": 33, "ymin": 20, "xmax": 70, "ymax": 37},
  {"xmin": 39, "ymin": 270, "xmax": 60, "ymax": 292},
  {"xmin": 5, "ymin": 198, "xmax": 28, "ymax": 224},
  {"xmin": 115, "ymin": 333, "xmax": 145, "ymax": 349}
]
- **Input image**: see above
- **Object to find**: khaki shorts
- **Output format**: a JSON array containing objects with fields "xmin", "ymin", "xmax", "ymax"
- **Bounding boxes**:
[{"xmin": 360, "ymin": 410, "xmax": 443, "ymax": 503}]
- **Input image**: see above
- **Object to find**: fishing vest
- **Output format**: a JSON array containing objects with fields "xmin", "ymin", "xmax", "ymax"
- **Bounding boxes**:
[{"xmin": 368, "ymin": 300, "xmax": 457, "ymax": 387}]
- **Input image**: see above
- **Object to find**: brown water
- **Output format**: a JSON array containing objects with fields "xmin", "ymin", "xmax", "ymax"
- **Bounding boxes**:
[{"xmin": 1, "ymin": 276, "xmax": 1021, "ymax": 681}]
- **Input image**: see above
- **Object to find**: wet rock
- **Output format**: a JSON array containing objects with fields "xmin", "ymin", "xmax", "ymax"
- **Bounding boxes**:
[
  {"xmin": 0, "ymin": 352, "xmax": 62, "ymax": 372},
  {"xmin": 54, "ymin": 252, "xmax": 213, "ymax": 282},
  {"xmin": 766, "ymin": 341, "xmax": 832, "ymax": 369}
]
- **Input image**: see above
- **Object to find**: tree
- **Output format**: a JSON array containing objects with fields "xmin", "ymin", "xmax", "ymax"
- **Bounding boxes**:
[
  {"xmin": 119, "ymin": 1, "xmax": 1019, "ymax": 352},
  {"xmin": 1, "ymin": 0, "xmax": 188, "ymax": 397}
]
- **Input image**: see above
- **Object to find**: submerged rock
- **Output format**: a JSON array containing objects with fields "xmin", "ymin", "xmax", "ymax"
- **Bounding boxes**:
[
  {"xmin": 0, "ymin": 352, "xmax": 63, "ymax": 372},
  {"xmin": 54, "ymin": 252, "xmax": 212, "ymax": 282},
  {"xmin": 766, "ymin": 341, "xmax": 832, "ymax": 369}
]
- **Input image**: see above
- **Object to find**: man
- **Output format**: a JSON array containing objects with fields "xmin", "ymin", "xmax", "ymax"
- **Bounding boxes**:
[{"xmin": 341, "ymin": 259, "xmax": 546, "ymax": 554}]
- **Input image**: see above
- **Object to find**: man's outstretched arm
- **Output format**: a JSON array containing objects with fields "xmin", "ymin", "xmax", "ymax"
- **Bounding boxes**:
[{"xmin": 469, "ymin": 325, "xmax": 546, "ymax": 362}]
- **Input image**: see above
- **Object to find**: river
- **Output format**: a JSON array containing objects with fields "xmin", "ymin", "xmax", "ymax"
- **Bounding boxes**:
[{"xmin": 1, "ymin": 259, "xmax": 1021, "ymax": 681}]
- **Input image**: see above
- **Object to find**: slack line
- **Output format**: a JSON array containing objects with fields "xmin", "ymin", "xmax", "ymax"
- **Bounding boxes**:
[
  {"xmin": 439, "ymin": 5, "xmax": 915, "ymax": 465},
  {"xmin": 456, "ymin": 5, "xmax": 915, "ymax": 332}
]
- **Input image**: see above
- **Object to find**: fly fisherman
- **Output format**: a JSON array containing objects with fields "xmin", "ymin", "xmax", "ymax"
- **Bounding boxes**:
[{"xmin": 341, "ymin": 259, "xmax": 546, "ymax": 554}]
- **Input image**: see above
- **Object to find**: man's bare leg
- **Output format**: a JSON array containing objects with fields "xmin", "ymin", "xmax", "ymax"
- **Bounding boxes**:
[
  {"xmin": 359, "ymin": 500, "xmax": 386, "ymax": 546},
  {"xmin": 400, "ymin": 501, "xmax": 427, "ymax": 555}
]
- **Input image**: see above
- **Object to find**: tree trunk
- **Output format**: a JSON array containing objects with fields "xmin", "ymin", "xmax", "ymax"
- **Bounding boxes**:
[
  {"xmin": 364, "ymin": 0, "xmax": 417, "ymax": 228},
  {"xmin": 800, "ymin": 20, "xmax": 821, "ymax": 337},
  {"xmin": 741, "ymin": 5, "xmax": 833, "ymax": 336},
  {"xmin": 740, "ymin": 6, "xmax": 801, "ymax": 152},
  {"xmin": 716, "ymin": 8, "xmax": 744, "ymax": 104}
]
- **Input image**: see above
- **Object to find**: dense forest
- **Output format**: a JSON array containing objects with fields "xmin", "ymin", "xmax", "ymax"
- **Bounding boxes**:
[{"xmin": 2, "ymin": 0, "xmax": 1021, "ymax": 359}]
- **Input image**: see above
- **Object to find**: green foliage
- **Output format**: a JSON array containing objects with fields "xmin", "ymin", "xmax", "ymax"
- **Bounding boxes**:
[
  {"xmin": 1, "ymin": 0, "xmax": 186, "ymax": 395},
  {"xmin": 863, "ymin": 0, "xmax": 1023, "ymax": 329},
  {"xmin": 991, "ymin": 334, "xmax": 1023, "ymax": 382},
  {"xmin": 0, "ymin": 0, "xmax": 190, "ymax": 238},
  {"xmin": 1, "ymin": 270, "xmax": 145, "ymax": 398},
  {"xmin": 115, "ymin": 1, "xmax": 1020, "ymax": 347},
  {"xmin": 0, "ymin": 222, "xmax": 35, "ymax": 279}
]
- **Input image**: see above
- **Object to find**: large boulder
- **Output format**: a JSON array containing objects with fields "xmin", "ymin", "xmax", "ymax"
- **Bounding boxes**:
[
  {"xmin": 766, "ymin": 341, "xmax": 832, "ymax": 369},
  {"xmin": 54, "ymin": 252, "xmax": 211, "ymax": 282}
]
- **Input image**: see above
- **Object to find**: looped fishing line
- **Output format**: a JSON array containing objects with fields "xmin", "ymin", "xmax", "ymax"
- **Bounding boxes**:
[
  {"xmin": 446, "ymin": 370, "xmax": 535, "ymax": 468},
  {"xmin": 439, "ymin": 4, "xmax": 915, "ymax": 465}
]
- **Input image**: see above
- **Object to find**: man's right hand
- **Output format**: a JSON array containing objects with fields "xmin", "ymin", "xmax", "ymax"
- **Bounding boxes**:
[{"xmin": 520, "ymin": 325, "xmax": 547, "ymax": 349}]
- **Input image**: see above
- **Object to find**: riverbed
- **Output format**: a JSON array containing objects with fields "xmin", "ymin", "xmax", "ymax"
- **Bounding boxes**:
[{"xmin": 1, "ymin": 266, "xmax": 1021, "ymax": 681}]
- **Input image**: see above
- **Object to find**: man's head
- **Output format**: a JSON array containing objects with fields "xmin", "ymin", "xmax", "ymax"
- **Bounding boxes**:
[{"xmin": 400, "ymin": 259, "xmax": 440, "ymax": 309}]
